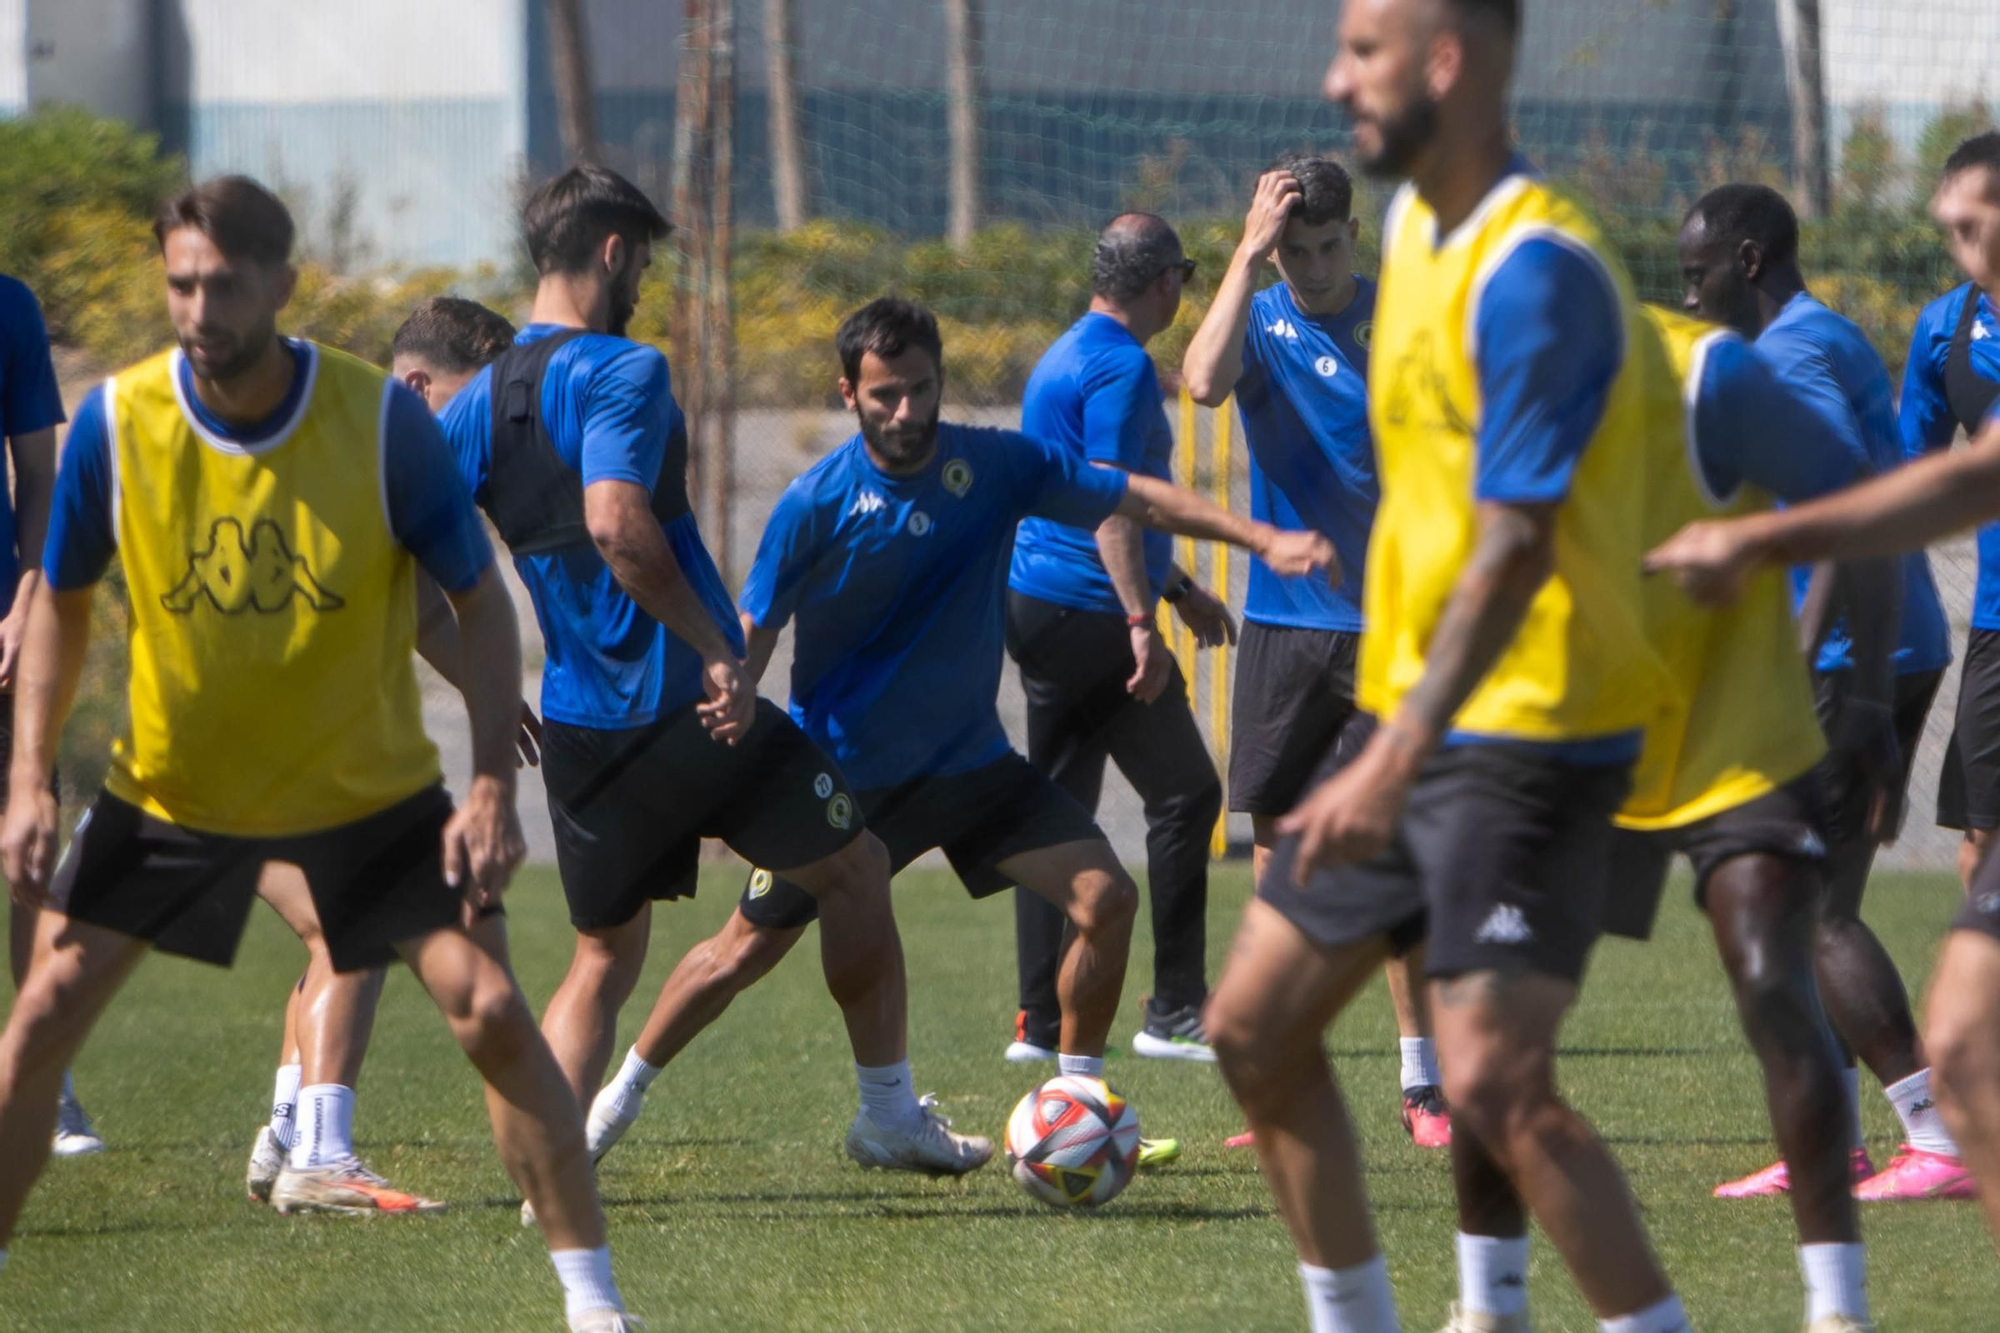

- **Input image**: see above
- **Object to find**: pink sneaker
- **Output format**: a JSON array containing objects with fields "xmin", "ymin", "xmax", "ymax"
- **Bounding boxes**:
[
  {"xmin": 1224, "ymin": 1129, "xmax": 1256, "ymax": 1149},
  {"xmin": 1715, "ymin": 1147, "xmax": 1874, "ymax": 1199},
  {"xmin": 1854, "ymin": 1145, "xmax": 1976, "ymax": 1201},
  {"xmin": 1401, "ymin": 1085, "xmax": 1452, "ymax": 1148}
]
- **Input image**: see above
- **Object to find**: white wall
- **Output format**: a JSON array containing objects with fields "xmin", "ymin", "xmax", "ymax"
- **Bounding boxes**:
[
  {"xmin": 24, "ymin": 0, "xmax": 152, "ymax": 125},
  {"xmin": 165, "ymin": 0, "xmax": 517, "ymax": 103},
  {"xmin": 0, "ymin": 0, "xmax": 23, "ymax": 112}
]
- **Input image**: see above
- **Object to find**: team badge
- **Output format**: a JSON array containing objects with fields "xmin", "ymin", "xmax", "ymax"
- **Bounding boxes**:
[
  {"xmin": 827, "ymin": 793, "xmax": 854, "ymax": 830},
  {"xmin": 814, "ymin": 772, "xmax": 834, "ymax": 799},
  {"xmin": 908, "ymin": 511, "xmax": 933, "ymax": 536},
  {"xmin": 1314, "ymin": 355, "xmax": 1340, "ymax": 378},
  {"xmin": 747, "ymin": 868, "xmax": 773, "ymax": 899},
  {"xmin": 942, "ymin": 459, "xmax": 974, "ymax": 497},
  {"xmin": 1354, "ymin": 320, "xmax": 1373, "ymax": 348}
]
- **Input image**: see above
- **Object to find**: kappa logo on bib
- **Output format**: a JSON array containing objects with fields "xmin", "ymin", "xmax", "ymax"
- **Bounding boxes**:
[{"xmin": 162, "ymin": 517, "xmax": 344, "ymax": 615}]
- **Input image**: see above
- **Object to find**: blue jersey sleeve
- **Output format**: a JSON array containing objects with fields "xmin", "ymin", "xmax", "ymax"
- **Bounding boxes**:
[
  {"xmin": 1899, "ymin": 293, "xmax": 1961, "ymax": 459},
  {"xmin": 0, "ymin": 279, "xmax": 64, "ymax": 437},
  {"xmin": 1015, "ymin": 430, "xmax": 1131, "ymax": 526},
  {"xmin": 436, "ymin": 367, "xmax": 494, "ymax": 501},
  {"xmin": 579, "ymin": 343, "xmax": 672, "ymax": 490},
  {"xmin": 43, "ymin": 386, "xmax": 115, "ymax": 589},
  {"xmin": 381, "ymin": 382, "xmax": 495, "ymax": 592},
  {"xmin": 1471, "ymin": 238, "xmax": 1623, "ymax": 502},
  {"xmin": 1082, "ymin": 347, "xmax": 1163, "ymax": 471},
  {"xmin": 740, "ymin": 479, "xmax": 821, "ymax": 630},
  {"xmin": 1691, "ymin": 333, "xmax": 1862, "ymax": 503},
  {"xmin": 1752, "ymin": 326, "xmax": 1872, "ymax": 476}
]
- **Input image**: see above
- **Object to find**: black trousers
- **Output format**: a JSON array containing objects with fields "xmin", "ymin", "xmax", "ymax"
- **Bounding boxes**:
[{"xmin": 1005, "ymin": 591, "xmax": 1222, "ymax": 1038}]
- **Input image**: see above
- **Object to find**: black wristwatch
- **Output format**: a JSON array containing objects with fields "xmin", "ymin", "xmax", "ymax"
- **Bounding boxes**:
[{"xmin": 1162, "ymin": 574, "xmax": 1194, "ymax": 604}]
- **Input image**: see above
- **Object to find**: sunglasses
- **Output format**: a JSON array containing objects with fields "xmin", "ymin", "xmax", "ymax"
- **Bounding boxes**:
[{"xmin": 1161, "ymin": 258, "xmax": 1198, "ymax": 281}]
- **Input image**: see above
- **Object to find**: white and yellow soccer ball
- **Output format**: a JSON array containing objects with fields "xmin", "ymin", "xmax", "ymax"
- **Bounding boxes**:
[{"xmin": 1004, "ymin": 1075, "xmax": 1141, "ymax": 1208}]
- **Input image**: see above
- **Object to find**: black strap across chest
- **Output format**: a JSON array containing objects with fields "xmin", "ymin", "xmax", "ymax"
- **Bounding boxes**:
[{"xmin": 1944, "ymin": 284, "xmax": 2000, "ymax": 436}]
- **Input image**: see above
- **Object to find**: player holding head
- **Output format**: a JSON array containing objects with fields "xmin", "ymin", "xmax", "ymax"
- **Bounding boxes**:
[
  {"xmin": 1181, "ymin": 152, "xmax": 1448, "ymax": 1149},
  {"xmin": 1898, "ymin": 133, "xmax": 2000, "ymax": 888},
  {"xmin": 568, "ymin": 296, "xmax": 1332, "ymax": 1177},
  {"xmin": 1679, "ymin": 182, "xmax": 1970, "ymax": 1203},
  {"xmin": 0, "ymin": 176, "xmax": 634, "ymax": 1331},
  {"xmin": 1208, "ymin": 1, "xmax": 1695, "ymax": 1329},
  {"xmin": 1648, "ymin": 129, "xmax": 2000, "ymax": 1256},
  {"xmin": 1005, "ymin": 211, "xmax": 1234, "ymax": 1067},
  {"xmin": 436, "ymin": 166, "xmax": 984, "ymax": 1182}
]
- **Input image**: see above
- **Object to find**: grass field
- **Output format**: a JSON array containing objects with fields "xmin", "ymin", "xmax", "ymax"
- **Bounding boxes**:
[{"xmin": 1, "ymin": 862, "xmax": 1995, "ymax": 1332}]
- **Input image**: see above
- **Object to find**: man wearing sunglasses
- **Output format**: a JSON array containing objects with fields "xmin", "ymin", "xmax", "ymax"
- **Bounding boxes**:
[{"xmin": 1006, "ymin": 214, "xmax": 1235, "ymax": 1079}]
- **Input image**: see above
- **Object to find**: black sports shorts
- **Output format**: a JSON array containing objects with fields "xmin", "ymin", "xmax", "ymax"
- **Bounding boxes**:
[
  {"xmin": 1941, "ymin": 629, "xmax": 2000, "ymax": 832},
  {"xmin": 1228, "ymin": 623, "xmax": 1361, "ymax": 818}
]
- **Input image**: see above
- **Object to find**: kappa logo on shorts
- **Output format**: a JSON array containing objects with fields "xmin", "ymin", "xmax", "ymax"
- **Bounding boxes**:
[
  {"xmin": 747, "ymin": 868, "xmax": 773, "ymax": 899},
  {"xmin": 814, "ymin": 772, "xmax": 834, "ymax": 799},
  {"xmin": 942, "ymin": 459, "xmax": 974, "ymax": 497},
  {"xmin": 1978, "ymin": 892, "xmax": 2000, "ymax": 918},
  {"xmin": 1473, "ymin": 903, "xmax": 1534, "ymax": 947},
  {"xmin": 827, "ymin": 792, "xmax": 854, "ymax": 830},
  {"xmin": 162, "ymin": 517, "xmax": 344, "ymax": 615}
]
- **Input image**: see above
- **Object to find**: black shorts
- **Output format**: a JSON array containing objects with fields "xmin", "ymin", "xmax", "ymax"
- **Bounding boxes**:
[
  {"xmin": 542, "ymin": 698, "xmax": 863, "ymax": 931},
  {"xmin": 738, "ymin": 752, "xmax": 1105, "ymax": 931},
  {"xmin": 50, "ymin": 785, "xmax": 462, "ymax": 971},
  {"xmin": 1955, "ymin": 839, "xmax": 2000, "ymax": 940},
  {"xmin": 1941, "ymin": 629, "xmax": 2000, "ymax": 832},
  {"xmin": 1228, "ymin": 623, "xmax": 1361, "ymax": 817},
  {"xmin": 1600, "ymin": 772, "xmax": 1829, "ymax": 942},
  {"xmin": 1814, "ymin": 668, "xmax": 1941, "ymax": 849},
  {"xmin": 1262, "ymin": 733, "xmax": 1629, "ymax": 983}
]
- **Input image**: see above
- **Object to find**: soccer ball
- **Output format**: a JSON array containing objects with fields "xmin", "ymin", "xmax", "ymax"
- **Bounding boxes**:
[{"xmin": 1005, "ymin": 1075, "xmax": 1141, "ymax": 1208}]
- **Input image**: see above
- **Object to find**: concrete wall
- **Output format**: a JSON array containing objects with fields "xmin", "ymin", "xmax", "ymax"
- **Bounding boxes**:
[{"xmin": 24, "ymin": 0, "xmax": 154, "ymax": 127}]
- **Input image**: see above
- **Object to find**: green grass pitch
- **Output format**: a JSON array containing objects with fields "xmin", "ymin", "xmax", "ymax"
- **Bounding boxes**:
[{"xmin": 1, "ymin": 864, "xmax": 1994, "ymax": 1331}]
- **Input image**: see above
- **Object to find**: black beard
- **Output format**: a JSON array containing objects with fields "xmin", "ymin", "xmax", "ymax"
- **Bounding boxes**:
[
  {"xmin": 857, "ymin": 406, "xmax": 939, "ymax": 470},
  {"xmin": 181, "ymin": 325, "xmax": 276, "ymax": 385},
  {"xmin": 608, "ymin": 288, "xmax": 635, "ymax": 338},
  {"xmin": 1355, "ymin": 94, "xmax": 1440, "ymax": 179}
]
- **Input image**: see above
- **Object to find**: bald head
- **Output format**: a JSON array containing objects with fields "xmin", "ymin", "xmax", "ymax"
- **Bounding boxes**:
[
  {"xmin": 1326, "ymin": 0, "xmax": 1518, "ymax": 181},
  {"xmin": 1092, "ymin": 213, "xmax": 1185, "ymax": 302}
]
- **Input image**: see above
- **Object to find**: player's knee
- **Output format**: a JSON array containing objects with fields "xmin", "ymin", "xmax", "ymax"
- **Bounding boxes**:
[
  {"xmin": 449, "ymin": 978, "xmax": 539, "ymax": 1062},
  {"xmin": 1205, "ymin": 989, "xmax": 1288, "ymax": 1094},
  {"xmin": 1068, "ymin": 867, "xmax": 1138, "ymax": 936},
  {"xmin": 1441, "ymin": 1045, "xmax": 1554, "ymax": 1149},
  {"xmin": 815, "ymin": 832, "xmax": 892, "ymax": 904}
]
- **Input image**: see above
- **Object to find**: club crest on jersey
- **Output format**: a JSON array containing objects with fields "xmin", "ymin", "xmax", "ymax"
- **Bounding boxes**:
[
  {"xmin": 161, "ymin": 517, "xmax": 344, "ymax": 615},
  {"xmin": 747, "ymin": 868, "xmax": 773, "ymax": 899},
  {"xmin": 826, "ymin": 792, "xmax": 854, "ymax": 830},
  {"xmin": 908, "ymin": 511, "xmax": 933, "ymax": 536},
  {"xmin": 1354, "ymin": 320, "xmax": 1373, "ymax": 348},
  {"xmin": 942, "ymin": 458, "xmax": 974, "ymax": 497},
  {"xmin": 814, "ymin": 772, "xmax": 834, "ymax": 799}
]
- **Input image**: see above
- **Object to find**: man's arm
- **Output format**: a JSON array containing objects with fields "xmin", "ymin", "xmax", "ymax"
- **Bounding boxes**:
[
  {"xmin": 436, "ymin": 566, "xmax": 526, "ymax": 903},
  {"xmin": 0, "ymin": 426, "xmax": 56, "ymax": 686},
  {"xmin": 1091, "ymin": 494, "xmax": 1173, "ymax": 702},
  {"xmin": 1, "ymin": 584, "xmax": 90, "ymax": 899},
  {"xmin": 1117, "ymin": 472, "xmax": 1333, "ymax": 576},
  {"xmin": 1181, "ymin": 170, "xmax": 1299, "ymax": 406},
  {"xmin": 742, "ymin": 613, "xmax": 781, "ymax": 685},
  {"xmin": 414, "ymin": 572, "xmax": 540, "ymax": 767}
]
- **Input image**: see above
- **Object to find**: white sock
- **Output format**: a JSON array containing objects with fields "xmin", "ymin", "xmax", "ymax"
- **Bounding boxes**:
[
  {"xmin": 1059, "ymin": 1053, "xmax": 1105, "ymax": 1080},
  {"xmin": 613, "ymin": 1047, "xmax": 661, "ymax": 1095},
  {"xmin": 855, "ymin": 1060, "xmax": 921, "ymax": 1128},
  {"xmin": 1456, "ymin": 1232, "xmax": 1529, "ymax": 1317},
  {"xmin": 1298, "ymin": 1256, "xmax": 1399, "ymax": 1333},
  {"xmin": 269, "ymin": 1063, "xmax": 303, "ymax": 1152},
  {"xmin": 1598, "ymin": 1294, "xmax": 1690, "ymax": 1333},
  {"xmin": 290, "ymin": 1084, "xmax": 356, "ymax": 1168},
  {"xmin": 1399, "ymin": 1037, "xmax": 1441, "ymax": 1092},
  {"xmin": 1842, "ymin": 1065, "xmax": 1864, "ymax": 1152},
  {"xmin": 550, "ymin": 1246, "xmax": 623, "ymax": 1322},
  {"xmin": 1799, "ymin": 1242, "xmax": 1868, "ymax": 1323},
  {"xmin": 1885, "ymin": 1068, "xmax": 1959, "ymax": 1156}
]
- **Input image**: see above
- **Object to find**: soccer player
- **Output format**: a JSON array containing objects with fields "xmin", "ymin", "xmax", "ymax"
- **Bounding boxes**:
[
  {"xmin": 572, "ymin": 297, "xmax": 1332, "ymax": 1172},
  {"xmin": 1207, "ymin": 2, "xmax": 1694, "ymax": 1330},
  {"xmin": 1901, "ymin": 134, "xmax": 2000, "ymax": 888},
  {"xmin": 1678, "ymin": 183, "xmax": 1971, "ymax": 1202},
  {"xmin": 437, "ymin": 166, "xmax": 982, "ymax": 1179},
  {"xmin": 0, "ymin": 176, "xmax": 636, "ymax": 1332},
  {"xmin": 243, "ymin": 295, "xmax": 538, "ymax": 1213},
  {"xmin": 0, "ymin": 274, "xmax": 89, "ymax": 1157},
  {"xmin": 1005, "ymin": 212, "xmax": 1233, "ymax": 1064},
  {"xmin": 1180, "ymin": 154, "xmax": 1448, "ymax": 1149}
]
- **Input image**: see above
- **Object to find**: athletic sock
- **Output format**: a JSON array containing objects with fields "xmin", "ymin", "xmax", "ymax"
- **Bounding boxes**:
[
  {"xmin": 1455, "ymin": 1232, "xmax": 1529, "ymax": 1317},
  {"xmin": 1885, "ymin": 1068, "xmax": 1959, "ymax": 1156},
  {"xmin": 1297, "ymin": 1255, "xmax": 1399, "ymax": 1333},
  {"xmin": 550, "ymin": 1246, "xmax": 623, "ymax": 1322},
  {"xmin": 855, "ymin": 1060, "xmax": 922, "ymax": 1129},
  {"xmin": 1598, "ymin": 1293, "xmax": 1690, "ymax": 1333},
  {"xmin": 290, "ymin": 1084, "xmax": 357, "ymax": 1169},
  {"xmin": 269, "ymin": 1062, "xmax": 303, "ymax": 1152},
  {"xmin": 1059, "ymin": 1053, "xmax": 1105, "ymax": 1080},
  {"xmin": 1799, "ymin": 1242, "xmax": 1868, "ymax": 1324},
  {"xmin": 1842, "ymin": 1065, "xmax": 1865, "ymax": 1152},
  {"xmin": 612, "ymin": 1046, "xmax": 662, "ymax": 1095},
  {"xmin": 1399, "ymin": 1037, "xmax": 1442, "ymax": 1092}
]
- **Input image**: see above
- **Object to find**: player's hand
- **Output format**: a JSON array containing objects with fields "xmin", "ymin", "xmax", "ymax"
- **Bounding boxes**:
[
  {"xmin": 3, "ymin": 786, "xmax": 60, "ymax": 907},
  {"xmin": 1127, "ymin": 623, "xmax": 1172, "ymax": 704},
  {"xmin": 1277, "ymin": 728, "xmax": 1419, "ymax": 878},
  {"xmin": 1240, "ymin": 169, "xmax": 1302, "ymax": 260},
  {"xmin": 1258, "ymin": 528, "xmax": 1340, "ymax": 584},
  {"xmin": 1825, "ymin": 697, "xmax": 1906, "ymax": 844},
  {"xmin": 1173, "ymin": 584, "xmax": 1237, "ymax": 649},
  {"xmin": 696, "ymin": 654, "xmax": 756, "ymax": 746},
  {"xmin": 516, "ymin": 701, "xmax": 543, "ymax": 768},
  {"xmin": 441, "ymin": 775, "xmax": 525, "ymax": 909},
  {"xmin": 1643, "ymin": 520, "xmax": 1759, "ymax": 606}
]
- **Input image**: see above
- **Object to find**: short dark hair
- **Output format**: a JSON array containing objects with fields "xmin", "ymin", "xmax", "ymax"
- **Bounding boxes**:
[
  {"xmin": 1687, "ymin": 182, "xmax": 1800, "ymax": 268},
  {"xmin": 1445, "ymin": 0, "xmax": 1520, "ymax": 35},
  {"xmin": 1943, "ymin": 130, "xmax": 2000, "ymax": 182},
  {"xmin": 154, "ymin": 175, "xmax": 294, "ymax": 265},
  {"xmin": 392, "ymin": 297, "xmax": 517, "ymax": 375},
  {"xmin": 522, "ymin": 164, "xmax": 673, "ymax": 275},
  {"xmin": 1272, "ymin": 154, "xmax": 1354, "ymax": 226},
  {"xmin": 836, "ymin": 297, "xmax": 943, "ymax": 383},
  {"xmin": 1091, "ymin": 213, "xmax": 1183, "ymax": 302}
]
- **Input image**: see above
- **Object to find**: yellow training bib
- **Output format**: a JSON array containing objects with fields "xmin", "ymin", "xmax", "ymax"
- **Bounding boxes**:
[{"xmin": 102, "ymin": 341, "xmax": 440, "ymax": 836}]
